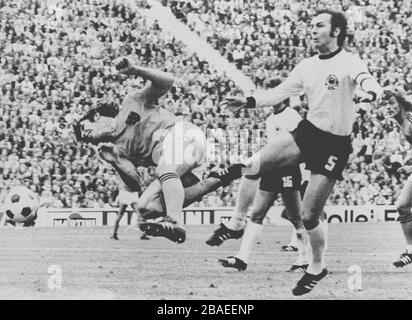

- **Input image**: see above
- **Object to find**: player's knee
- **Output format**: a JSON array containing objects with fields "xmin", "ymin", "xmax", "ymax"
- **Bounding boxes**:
[
  {"xmin": 302, "ymin": 210, "xmax": 321, "ymax": 230},
  {"xmin": 137, "ymin": 200, "xmax": 149, "ymax": 215}
]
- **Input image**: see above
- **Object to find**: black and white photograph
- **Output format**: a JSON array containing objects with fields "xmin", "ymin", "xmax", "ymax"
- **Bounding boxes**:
[{"xmin": 0, "ymin": 0, "xmax": 411, "ymax": 305}]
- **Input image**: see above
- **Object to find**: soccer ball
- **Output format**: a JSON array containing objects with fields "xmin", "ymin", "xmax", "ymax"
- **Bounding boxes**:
[{"xmin": 3, "ymin": 186, "xmax": 39, "ymax": 223}]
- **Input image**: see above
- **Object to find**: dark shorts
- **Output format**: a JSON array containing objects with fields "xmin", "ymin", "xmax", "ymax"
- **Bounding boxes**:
[
  {"xmin": 259, "ymin": 166, "xmax": 302, "ymax": 193},
  {"xmin": 300, "ymin": 180, "xmax": 308, "ymax": 197},
  {"xmin": 291, "ymin": 119, "xmax": 352, "ymax": 180}
]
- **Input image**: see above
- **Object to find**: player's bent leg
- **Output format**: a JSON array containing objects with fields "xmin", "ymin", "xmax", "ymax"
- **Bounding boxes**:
[
  {"xmin": 138, "ymin": 180, "xmax": 165, "ymax": 219},
  {"xmin": 139, "ymin": 163, "xmax": 245, "ymax": 243},
  {"xmin": 111, "ymin": 204, "xmax": 127, "ymax": 240},
  {"xmin": 393, "ymin": 178, "xmax": 412, "ymax": 267},
  {"xmin": 282, "ymin": 190, "xmax": 303, "ymax": 231},
  {"xmin": 140, "ymin": 162, "xmax": 195, "ymax": 244},
  {"xmin": 235, "ymin": 190, "xmax": 275, "ymax": 262},
  {"xmin": 292, "ymin": 174, "xmax": 335, "ymax": 296},
  {"xmin": 219, "ymin": 189, "xmax": 275, "ymax": 271},
  {"xmin": 156, "ymin": 163, "xmax": 188, "ymax": 224},
  {"xmin": 211, "ymin": 134, "xmax": 301, "ymax": 247},
  {"xmin": 184, "ymin": 164, "xmax": 245, "ymax": 208},
  {"xmin": 242, "ymin": 133, "xmax": 302, "ymax": 178},
  {"xmin": 280, "ymin": 207, "xmax": 299, "ymax": 252},
  {"xmin": 137, "ymin": 179, "xmax": 185, "ymax": 243}
]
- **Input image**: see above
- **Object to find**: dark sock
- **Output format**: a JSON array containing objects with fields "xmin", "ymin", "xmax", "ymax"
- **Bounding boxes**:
[{"xmin": 183, "ymin": 177, "xmax": 221, "ymax": 207}]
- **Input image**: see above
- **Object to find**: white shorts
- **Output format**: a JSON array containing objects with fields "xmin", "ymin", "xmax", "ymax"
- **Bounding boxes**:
[
  {"xmin": 117, "ymin": 189, "xmax": 139, "ymax": 205},
  {"xmin": 157, "ymin": 121, "xmax": 207, "ymax": 167}
]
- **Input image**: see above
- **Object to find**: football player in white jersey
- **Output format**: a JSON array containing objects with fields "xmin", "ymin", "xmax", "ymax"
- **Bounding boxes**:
[
  {"xmin": 219, "ymin": 9, "xmax": 383, "ymax": 295},
  {"xmin": 215, "ymin": 102, "xmax": 311, "ymax": 273},
  {"xmin": 382, "ymin": 88, "xmax": 412, "ymax": 268},
  {"xmin": 111, "ymin": 173, "xmax": 149, "ymax": 241}
]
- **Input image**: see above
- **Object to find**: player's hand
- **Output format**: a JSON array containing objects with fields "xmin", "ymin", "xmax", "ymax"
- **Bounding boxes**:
[
  {"xmin": 397, "ymin": 165, "xmax": 412, "ymax": 175},
  {"xmin": 114, "ymin": 57, "xmax": 134, "ymax": 75},
  {"xmin": 353, "ymin": 91, "xmax": 376, "ymax": 104},
  {"xmin": 219, "ymin": 96, "xmax": 247, "ymax": 113}
]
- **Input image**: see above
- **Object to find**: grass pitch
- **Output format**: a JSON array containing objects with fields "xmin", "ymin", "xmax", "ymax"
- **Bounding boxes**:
[{"xmin": 0, "ymin": 222, "xmax": 411, "ymax": 300}]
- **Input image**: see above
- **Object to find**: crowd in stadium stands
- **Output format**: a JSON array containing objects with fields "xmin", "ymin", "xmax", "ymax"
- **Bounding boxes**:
[
  {"xmin": 0, "ymin": 0, "xmax": 412, "ymax": 210},
  {"xmin": 0, "ymin": 0, "xmax": 248, "ymax": 209}
]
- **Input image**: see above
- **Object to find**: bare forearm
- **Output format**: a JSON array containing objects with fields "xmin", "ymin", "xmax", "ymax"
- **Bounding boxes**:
[
  {"xmin": 244, "ymin": 86, "xmax": 293, "ymax": 111},
  {"xmin": 254, "ymin": 86, "xmax": 292, "ymax": 108}
]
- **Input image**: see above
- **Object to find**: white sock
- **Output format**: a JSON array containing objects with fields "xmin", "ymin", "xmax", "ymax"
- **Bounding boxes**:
[
  {"xmin": 322, "ymin": 219, "xmax": 329, "ymax": 251},
  {"xmin": 306, "ymin": 222, "xmax": 326, "ymax": 275},
  {"xmin": 406, "ymin": 245, "xmax": 412, "ymax": 254},
  {"xmin": 295, "ymin": 228, "xmax": 309, "ymax": 265},
  {"xmin": 235, "ymin": 222, "xmax": 263, "ymax": 263},
  {"xmin": 227, "ymin": 213, "xmax": 247, "ymax": 231}
]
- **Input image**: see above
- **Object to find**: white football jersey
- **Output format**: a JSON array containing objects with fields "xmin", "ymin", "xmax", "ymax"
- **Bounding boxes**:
[
  {"xmin": 265, "ymin": 107, "xmax": 302, "ymax": 143},
  {"xmin": 255, "ymin": 48, "xmax": 382, "ymax": 136}
]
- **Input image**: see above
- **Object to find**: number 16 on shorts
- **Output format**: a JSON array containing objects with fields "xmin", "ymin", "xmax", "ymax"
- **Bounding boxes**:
[{"xmin": 282, "ymin": 176, "xmax": 293, "ymax": 188}]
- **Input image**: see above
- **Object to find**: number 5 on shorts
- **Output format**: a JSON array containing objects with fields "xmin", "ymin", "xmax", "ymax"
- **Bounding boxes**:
[{"xmin": 325, "ymin": 155, "xmax": 338, "ymax": 171}]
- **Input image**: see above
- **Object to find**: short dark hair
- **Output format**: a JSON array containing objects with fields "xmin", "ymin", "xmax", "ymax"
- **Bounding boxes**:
[{"xmin": 315, "ymin": 9, "xmax": 348, "ymax": 47}]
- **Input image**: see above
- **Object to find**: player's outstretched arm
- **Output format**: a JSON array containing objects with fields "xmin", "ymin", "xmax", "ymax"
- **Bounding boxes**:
[
  {"xmin": 115, "ymin": 57, "xmax": 174, "ymax": 104},
  {"xmin": 220, "ymin": 66, "xmax": 304, "ymax": 113}
]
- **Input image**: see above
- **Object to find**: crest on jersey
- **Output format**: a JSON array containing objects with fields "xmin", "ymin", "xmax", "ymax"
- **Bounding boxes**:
[{"xmin": 325, "ymin": 74, "xmax": 339, "ymax": 90}]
